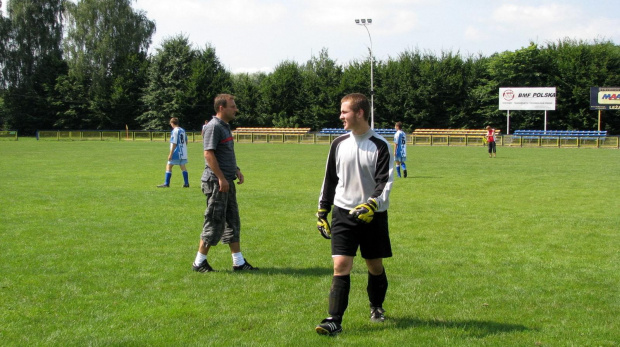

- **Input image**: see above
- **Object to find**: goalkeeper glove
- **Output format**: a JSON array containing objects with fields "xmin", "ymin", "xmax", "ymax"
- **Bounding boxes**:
[
  {"xmin": 316, "ymin": 208, "xmax": 331, "ymax": 239},
  {"xmin": 349, "ymin": 198, "xmax": 378, "ymax": 224}
]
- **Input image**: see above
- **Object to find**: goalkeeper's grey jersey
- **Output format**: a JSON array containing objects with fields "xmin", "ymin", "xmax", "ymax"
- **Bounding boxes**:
[{"xmin": 319, "ymin": 129, "xmax": 394, "ymax": 212}]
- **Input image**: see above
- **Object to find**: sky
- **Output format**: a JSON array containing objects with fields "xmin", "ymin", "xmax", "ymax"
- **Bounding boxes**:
[{"xmin": 3, "ymin": 0, "xmax": 620, "ymax": 74}]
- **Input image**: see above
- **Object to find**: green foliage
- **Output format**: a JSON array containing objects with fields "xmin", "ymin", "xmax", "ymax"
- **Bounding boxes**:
[
  {"xmin": 231, "ymin": 72, "xmax": 267, "ymax": 127},
  {"xmin": 376, "ymin": 51, "xmax": 419, "ymax": 131},
  {"xmin": 302, "ymin": 48, "xmax": 344, "ymax": 129},
  {"xmin": 0, "ymin": 0, "xmax": 66, "ymax": 134},
  {"xmin": 543, "ymin": 39, "xmax": 620, "ymax": 131},
  {"xmin": 58, "ymin": 0, "xmax": 155, "ymax": 130},
  {"xmin": 259, "ymin": 60, "xmax": 306, "ymax": 127},
  {"xmin": 139, "ymin": 37, "xmax": 231, "ymax": 131},
  {"xmin": 1, "ymin": 140, "xmax": 618, "ymax": 345},
  {"xmin": 139, "ymin": 35, "xmax": 196, "ymax": 130},
  {"xmin": 183, "ymin": 44, "xmax": 232, "ymax": 129},
  {"xmin": 1, "ymin": 1, "xmax": 619, "ymax": 134}
]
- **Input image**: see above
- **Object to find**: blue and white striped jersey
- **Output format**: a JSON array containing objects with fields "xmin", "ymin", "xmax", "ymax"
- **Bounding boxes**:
[
  {"xmin": 393, "ymin": 130, "xmax": 407, "ymax": 158},
  {"xmin": 170, "ymin": 127, "xmax": 188, "ymax": 160}
]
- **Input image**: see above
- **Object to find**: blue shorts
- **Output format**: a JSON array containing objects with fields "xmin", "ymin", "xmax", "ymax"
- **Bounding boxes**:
[
  {"xmin": 395, "ymin": 156, "xmax": 406, "ymax": 163},
  {"xmin": 167, "ymin": 159, "xmax": 188, "ymax": 165}
]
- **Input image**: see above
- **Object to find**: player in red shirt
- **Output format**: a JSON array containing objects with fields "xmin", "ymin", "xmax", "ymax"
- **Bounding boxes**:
[{"xmin": 485, "ymin": 126, "xmax": 497, "ymax": 158}]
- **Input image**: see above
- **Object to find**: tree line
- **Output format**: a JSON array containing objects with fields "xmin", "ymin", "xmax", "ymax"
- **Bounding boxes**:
[{"xmin": 2, "ymin": 0, "xmax": 619, "ymax": 135}]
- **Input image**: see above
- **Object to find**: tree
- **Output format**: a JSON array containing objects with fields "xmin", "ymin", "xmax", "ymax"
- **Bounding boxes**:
[
  {"xmin": 543, "ymin": 39, "xmax": 620, "ymax": 131},
  {"xmin": 259, "ymin": 61, "xmax": 306, "ymax": 128},
  {"xmin": 464, "ymin": 55, "xmax": 505, "ymax": 130},
  {"xmin": 232, "ymin": 72, "xmax": 267, "ymax": 127},
  {"xmin": 59, "ymin": 0, "xmax": 154, "ymax": 130},
  {"xmin": 140, "ymin": 37, "xmax": 231, "ymax": 131},
  {"xmin": 0, "ymin": 0, "xmax": 66, "ymax": 134},
  {"xmin": 487, "ymin": 43, "xmax": 554, "ymax": 130},
  {"xmin": 139, "ymin": 35, "xmax": 195, "ymax": 130},
  {"xmin": 301, "ymin": 48, "xmax": 343, "ymax": 130},
  {"xmin": 183, "ymin": 44, "xmax": 232, "ymax": 130}
]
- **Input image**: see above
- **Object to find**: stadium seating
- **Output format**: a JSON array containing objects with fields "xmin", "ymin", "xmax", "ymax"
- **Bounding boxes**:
[
  {"xmin": 233, "ymin": 127, "xmax": 311, "ymax": 134},
  {"xmin": 412, "ymin": 128, "xmax": 502, "ymax": 137},
  {"xmin": 513, "ymin": 130, "xmax": 607, "ymax": 139},
  {"xmin": 320, "ymin": 128, "xmax": 397, "ymax": 136}
]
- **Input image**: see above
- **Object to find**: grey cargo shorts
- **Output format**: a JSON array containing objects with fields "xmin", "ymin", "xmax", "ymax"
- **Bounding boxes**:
[{"xmin": 200, "ymin": 180, "xmax": 241, "ymax": 245}]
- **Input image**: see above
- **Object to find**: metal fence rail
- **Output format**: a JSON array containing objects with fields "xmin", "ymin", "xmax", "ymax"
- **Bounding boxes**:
[
  {"xmin": 33, "ymin": 130, "xmax": 620, "ymax": 149},
  {"xmin": 0, "ymin": 130, "xmax": 19, "ymax": 141},
  {"xmin": 36, "ymin": 130, "xmax": 201, "ymax": 142}
]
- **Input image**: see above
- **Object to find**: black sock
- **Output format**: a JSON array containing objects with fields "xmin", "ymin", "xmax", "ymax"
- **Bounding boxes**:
[
  {"xmin": 367, "ymin": 268, "xmax": 388, "ymax": 307},
  {"xmin": 328, "ymin": 275, "xmax": 350, "ymax": 322}
]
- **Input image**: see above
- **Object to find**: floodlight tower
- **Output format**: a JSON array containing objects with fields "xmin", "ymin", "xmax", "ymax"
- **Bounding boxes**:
[{"xmin": 355, "ymin": 18, "xmax": 374, "ymax": 129}]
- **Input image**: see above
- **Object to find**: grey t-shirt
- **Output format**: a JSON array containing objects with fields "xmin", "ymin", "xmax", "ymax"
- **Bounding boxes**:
[{"xmin": 201, "ymin": 116, "xmax": 238, "ymax": 182}]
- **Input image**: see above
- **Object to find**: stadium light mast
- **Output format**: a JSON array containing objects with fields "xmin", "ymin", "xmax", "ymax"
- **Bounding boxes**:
[{"xmin": 355, "ymin": 18, "xmax": 374, "ymax": 129}]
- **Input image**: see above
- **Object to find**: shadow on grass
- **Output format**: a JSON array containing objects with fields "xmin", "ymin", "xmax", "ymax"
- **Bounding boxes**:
[
  {"xmin": 384, "ymin": 316, "xmax": 534, "ymax": 338},
  {"xmin": 233, "ymin": 267, "xmax": 332, "ymax": 277}
]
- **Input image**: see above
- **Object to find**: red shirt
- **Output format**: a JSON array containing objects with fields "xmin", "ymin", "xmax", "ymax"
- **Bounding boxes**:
[{"xmin": 486, "ymin": 129, "xmax": 495, "ymax": 142}]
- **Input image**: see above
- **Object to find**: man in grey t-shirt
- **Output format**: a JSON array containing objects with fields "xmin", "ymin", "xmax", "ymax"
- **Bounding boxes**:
[{"xmin": 192, "ymin": 94, "xmax": 258, "ymax": 272}]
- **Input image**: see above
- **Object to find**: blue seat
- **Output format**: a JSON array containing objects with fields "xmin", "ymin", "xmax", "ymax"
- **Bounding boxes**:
[
  {"xmin": 320, "ymin": 128, "xmax": 347, "ymax": 134},
  {"xmin": 321, "ymin": 128, "xmax": 397, "ymax": 136},
  {"xmin": 514, "ymin": 129, "xmax": 608, "ymax": 138}
]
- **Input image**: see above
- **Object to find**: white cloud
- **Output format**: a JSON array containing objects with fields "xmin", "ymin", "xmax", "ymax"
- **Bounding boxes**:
[
  {"xmin": 299, "ymin": 0, "xmax": 420, "ymax": 34},
  {"xmin": 492, "ymin": 3, "xmax": 575, "ymax": 27},
  {"xmin": 551, "ymin": 17, "xmax": 620, "ymax": 42},
  {"xmin": 464, "ymin": 26, "xmax": 487, "ymax": 41},
  {"xmin": 487, "ymin": 2, "xmax": 620, "ymax": 48},
  {"xmin": 126, "ymin": 1, "xmax": 620, "ymax": 72},
  {"xmin": 138, "ymin": 0, "xmax": 287, "ymax": 25}
]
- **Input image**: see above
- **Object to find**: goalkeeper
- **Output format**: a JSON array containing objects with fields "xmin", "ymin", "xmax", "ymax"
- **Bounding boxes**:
[{"xmin": 314, "ymin": 93, "xmax": 395, "ymax": 336}]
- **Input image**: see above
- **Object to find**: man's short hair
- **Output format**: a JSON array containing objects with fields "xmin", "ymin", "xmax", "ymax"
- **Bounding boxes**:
[
  {"xmin": 170, "ymin": 117, "xmax": 179, "ymax": 126},
  {"xmin": 341, "ymin": 93, "xmax": 370, "ymax": 121},
  {"xmin": 395, "ymin": 121, "xmax": 403, "ymax": 130},
  {"xmin": 214, "ymin": 94, "xmax": 235, "ymax": 113}
]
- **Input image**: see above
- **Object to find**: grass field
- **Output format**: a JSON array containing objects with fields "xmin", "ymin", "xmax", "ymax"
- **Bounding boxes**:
[{"xmin": 1, "ymin": 139, "xmax": 618, "ymax": 346}]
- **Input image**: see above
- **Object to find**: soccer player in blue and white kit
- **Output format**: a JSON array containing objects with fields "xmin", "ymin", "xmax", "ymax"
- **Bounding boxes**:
[
  {"xmin": 157, "ymin": 117, "xmax": 190, "ymax": 188},
  {"xmin": 393, "ymin": 121, "xmax": 408, "ymax": 178}
]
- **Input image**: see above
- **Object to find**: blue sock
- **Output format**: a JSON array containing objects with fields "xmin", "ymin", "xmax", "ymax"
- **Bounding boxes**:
[
  {"xmin": 396, "ymin": 166, "xmax": 401, "ymax": 178},
  {"xmin": 401, "ymin": 163, "xmax": 407, "ymax": 171},
  {"xmin": 182, "ymin": 171, "xmax": 189, "ymax": 185},
  {"xmin": 165, "ymin": 171, "xmax": 172, "ymax": 185}
]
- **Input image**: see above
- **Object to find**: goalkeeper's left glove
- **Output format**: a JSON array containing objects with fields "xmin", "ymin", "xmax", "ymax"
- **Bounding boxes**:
[
  {"xmin": 349, "ymin": 198, "xmax": 378, "ymax": 224},
  {"xmin": 316, "ymin": 208, "xmax": 331, "ymax": 239}
]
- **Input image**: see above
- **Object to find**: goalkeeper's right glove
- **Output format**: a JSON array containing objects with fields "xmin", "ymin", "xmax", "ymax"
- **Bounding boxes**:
[
  {"xmin": 316, "ymin": 208, "xmax": 331, "ymax": 239},
  {"xmin": 349, "ymin": 198, "xmax": 378, "ymax": 224}
]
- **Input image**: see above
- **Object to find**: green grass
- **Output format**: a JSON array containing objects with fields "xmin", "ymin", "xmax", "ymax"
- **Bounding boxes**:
[{"xmin": 1, "ymin": 139, "xmax": 618, "ymax": 346}]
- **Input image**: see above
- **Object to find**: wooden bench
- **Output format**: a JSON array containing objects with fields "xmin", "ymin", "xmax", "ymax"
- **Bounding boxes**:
[{"xmin": 233, "ymin": 127, "xmax": 311, "ymax": 134}]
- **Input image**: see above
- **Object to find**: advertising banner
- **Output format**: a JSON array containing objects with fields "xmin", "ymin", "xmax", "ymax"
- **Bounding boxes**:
[
  {"xmin": 590, "ymin": 87, "xmax": 620, "ymax": 110},
  {"xmin": 499, "ymin": 87, "xmax": 556, "ymax": 111}
]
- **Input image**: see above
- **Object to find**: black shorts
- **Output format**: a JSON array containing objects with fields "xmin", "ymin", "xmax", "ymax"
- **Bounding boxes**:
[{"xmin": 330, "ymin": 206, "xmax": 392, "ymax": 259}]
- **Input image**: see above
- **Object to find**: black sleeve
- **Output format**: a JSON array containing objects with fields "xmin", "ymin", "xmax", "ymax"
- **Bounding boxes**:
[
  {"xmin": 370, "ymin": 137, "xmax": 391, "ymax": 199},
  {"xmin": 318, "ymin": 136, "xmax": 345, "ymax": 211}
]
